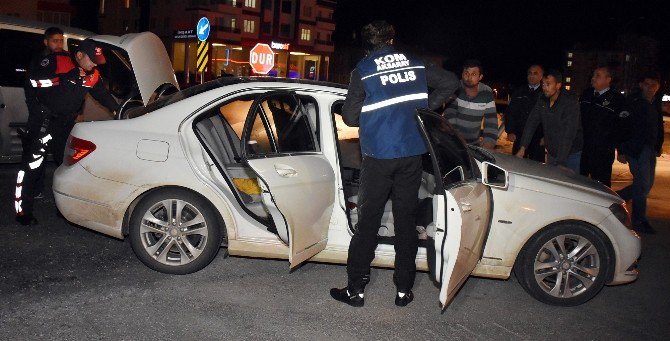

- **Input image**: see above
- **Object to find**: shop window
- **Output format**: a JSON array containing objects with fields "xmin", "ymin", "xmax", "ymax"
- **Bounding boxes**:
[{"xmin": 300, "ymin": 28, "xmax": 310, "ymax": 41}]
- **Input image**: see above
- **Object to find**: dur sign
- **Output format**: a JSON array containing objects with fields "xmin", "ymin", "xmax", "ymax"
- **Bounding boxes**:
[{"xmin": 249, "ymin": 43, "xmax": 275, "ymax": 75}]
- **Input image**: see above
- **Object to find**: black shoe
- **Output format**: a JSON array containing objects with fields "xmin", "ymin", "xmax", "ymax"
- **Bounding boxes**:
[
  {"xmin": 16, "ymin": 213, "xmax": 38, "ymax": 226},
  {"xmin": 636, "ymin": 221, "xmax": 656, "ymax": 234},
  {"xmin": 395, "ymin": 291, "xmax": 414, "ymax": 307},
  {"xmin": 330, "ymin": 287, "xmax": 364, "ymax": 307}
]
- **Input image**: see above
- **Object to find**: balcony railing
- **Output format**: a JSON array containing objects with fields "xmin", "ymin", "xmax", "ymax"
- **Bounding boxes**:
[
  {"xmin": 213, "ymin": 25, "xmax": 241, "ymax": 34},
  {"xmin": 316, "ymin": 16, "xmax": 334, "ymax": 24},
  {"xmin": 315, "ymin": 39, "xmax": 334, "ymax": 46}
]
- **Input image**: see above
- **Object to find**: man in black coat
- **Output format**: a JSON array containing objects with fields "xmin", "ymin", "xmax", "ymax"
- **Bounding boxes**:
[
  {"xmin": 579, "ymin": 65, "xmax": 626, "ymax": 187},
  {"xmin": 505, "ymin": 64, "xmax": 545, "ymax": 162}
]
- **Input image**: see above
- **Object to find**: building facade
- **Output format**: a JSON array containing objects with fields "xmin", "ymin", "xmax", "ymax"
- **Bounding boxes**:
[
  {"xmin": 0, "ymin": 0, "xmax": 73, "ymax": 26},
  {"xmin": 99, "ymin": 0, "xmax": 336, "ymax": 85}
]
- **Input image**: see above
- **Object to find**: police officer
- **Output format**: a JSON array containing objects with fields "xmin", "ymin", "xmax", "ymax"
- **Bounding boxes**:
[
  {"xmin": 330, "ymin": 20, "xmax": 458, "ymax": 307},
  {"xmin": 579, "ymin": 65, "xmax": 625, "ymax": 187},
  {"xmin": 15, "ymin": 39, "xmax": 118, "ymax": 225},
  {"xmin": 504, "ymin": 64, "xmax": 545, "ymax": 162}
]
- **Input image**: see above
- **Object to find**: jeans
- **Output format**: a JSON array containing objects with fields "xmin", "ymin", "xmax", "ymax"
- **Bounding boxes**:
[
  {"xmin": 346, "ymin": 155, "xmax": 423, "ymax": 292},
  {"xmin": 548, "ymin": 151, "xmax": 582, "ymax": 174},
  {"xmin": 617, "ymin": 145, "xmax": 656, "ymax": 225}
]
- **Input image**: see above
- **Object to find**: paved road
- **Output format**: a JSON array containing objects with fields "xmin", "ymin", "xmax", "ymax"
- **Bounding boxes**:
[{"xmin": 1, "ymin": 160, "xmax": 668, "ymax": 340}]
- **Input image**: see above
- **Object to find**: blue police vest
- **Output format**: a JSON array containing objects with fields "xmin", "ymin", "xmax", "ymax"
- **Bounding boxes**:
[{"xmin": 356, "ymin": 47, "xmax": 428, "ymax": 159}]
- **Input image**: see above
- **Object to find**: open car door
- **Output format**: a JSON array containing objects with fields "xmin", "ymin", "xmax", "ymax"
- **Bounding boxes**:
[
  {"xmin": 415, "ymin": 109, "xmax": 492, "ymax": 310},
  {"xmin": 241, "ymin": 91, "xmax": 335, "ymax": 269}
]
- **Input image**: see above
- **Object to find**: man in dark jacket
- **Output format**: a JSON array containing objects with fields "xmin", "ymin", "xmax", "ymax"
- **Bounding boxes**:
[
  {"xmin": 616, "ymin": 73, "xmax": 661, "ymax": 234},
  {"xmin": 579, "ymin": 65, "xmax": 626, "ymax": 187},
  {"xmin": 516, "ymin": 70, "xmax": 583, "ymax": 173},
  {"xmin": 15, "ymin": 39, "xmax": 118, "ymax": 225},
  {"xmin": 504, "ymin": 64, "xmax": 545, "ymax": 162},
  {"xmin": 330, "ymin": 20, "xmax": 458, "ymax": 307}
]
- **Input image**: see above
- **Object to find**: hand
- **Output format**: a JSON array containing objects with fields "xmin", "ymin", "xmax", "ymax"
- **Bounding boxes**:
[
  {"xmin": 515, "ymin": 147, "xmax": 525, "ymax": 158},
  {"xmin": 507, "ymin": 133, "xmax": 516, "ymax": 142},
  {"xmin": 539, "ymin": 138, "xmax": 545, "ymax": 146},
  {"xmin": 78, "ymin": 67, "xmax": 86, "ymax": 77},
  {"xmin": 617, "ymin": 154, "xmax": 627, "ymax": 164}
]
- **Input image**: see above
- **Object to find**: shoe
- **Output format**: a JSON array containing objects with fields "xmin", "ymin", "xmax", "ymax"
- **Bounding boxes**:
[
  {"xmin": 636, "ymin": 221, "xmax": 656, "ymax": 234},
  {"xmin": 330, "ymin": 287, "xmax": 364, "ymax": 307},
  {"xmin": 395, "ymin": 291, "xmax": 414, "ymax": 307},
  {"xmin": 16, "ymin": 213, "xmax": 39, "ymax": 226}
]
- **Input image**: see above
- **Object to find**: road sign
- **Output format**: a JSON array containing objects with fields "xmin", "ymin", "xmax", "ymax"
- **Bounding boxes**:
[
  {"xmin": 197, "ymin": 40, "xmax": 209, "ymax": 72},
  {"xmin": 249, "ymin": 43, "xmax": 274, "ymax": 75},
  {"xmin": 224, "ymin": 47, "xmax": 231, "ymax": 67},
  {"xmin": 196, "ymin": 17, "xmax": 210, "ymax": 42}
]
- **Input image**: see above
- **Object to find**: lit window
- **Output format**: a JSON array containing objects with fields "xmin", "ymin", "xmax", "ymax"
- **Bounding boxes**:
[
  {"xmin": 125, "ymin": 0, "xmax": 130, "ymax": 8},
  {"xmin": 231, "ymin": 18, "xmax": 236, "ymax": 29},
  {"xmin": 567, "ymin": 52, "xmax": 573, "ymax": 58},
  {"xmin": 565, "ymin": 77, "xmax": 571, "ymax": 83},
  {"xmin": 301, "ymin": 28, "xmax": 311, "ymax": 41},
  {"xmin": 565, "ymin": 85, "xmax": 571, "ymax": 90},
  {"xmin": 245, "ymin": 0, "xmax": 256, "ymax": 8},
  {"xmin": 625, "ymin": 54, "xmax": 631, "ymax": 62},
  {"xmin": 244, "ymin": 20, "xmax": 255, "ymax": 33},
  {"xmin": 567, "ymin": 60, "xmax": 572, "ymax": 67}
]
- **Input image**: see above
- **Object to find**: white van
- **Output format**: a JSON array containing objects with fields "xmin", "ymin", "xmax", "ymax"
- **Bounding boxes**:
[{"xmin": 0, "ymin": 15, "xmax": 179, "ymax": 162}]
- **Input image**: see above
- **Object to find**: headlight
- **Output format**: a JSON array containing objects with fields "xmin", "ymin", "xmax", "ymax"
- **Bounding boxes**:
[{"xmin": 609, "ymin": 202, "xmax": 632, "ymax": 229}]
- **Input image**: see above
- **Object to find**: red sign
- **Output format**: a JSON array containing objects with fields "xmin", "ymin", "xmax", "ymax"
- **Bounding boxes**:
[{"xmin": 249, "ymin": 43, "xmax": 275, "ymax": 75}]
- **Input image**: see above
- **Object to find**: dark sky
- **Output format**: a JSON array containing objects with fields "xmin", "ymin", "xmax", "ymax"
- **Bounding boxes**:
[{"xmin": 333, "ymin": 0, "xmax": 670, "ymax": 86}]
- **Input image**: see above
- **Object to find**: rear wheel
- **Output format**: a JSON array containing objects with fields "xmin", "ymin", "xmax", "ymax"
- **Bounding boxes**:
[
  {"xmin": 515, "ymin": 223, "xmax": 612, "ymax": 306},
  {"xmin": 128, "ymin": 189, "xmax": 223, "ymax": 274}
]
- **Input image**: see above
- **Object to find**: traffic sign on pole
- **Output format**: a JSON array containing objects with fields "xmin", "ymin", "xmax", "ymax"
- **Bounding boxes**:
[
  {"xmin": 249, "ymin": 43, "xmax": 275, "ymax": 75},
  {"xmin": 197, "ymin": 40, "xmax": 209, "ymax": 73},
  {"xmin": 196, "ymin": 17, "xmax": 210, "ymax": 42}
]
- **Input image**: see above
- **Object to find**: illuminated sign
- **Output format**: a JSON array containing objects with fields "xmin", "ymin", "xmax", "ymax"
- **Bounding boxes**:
[
  {"xmin": 174, "ymin": 29, "xmax": 196, "ymax": 39},
  {"xmin": 271, "ymin": 41, "xmax": 290, "ymax": 50}
]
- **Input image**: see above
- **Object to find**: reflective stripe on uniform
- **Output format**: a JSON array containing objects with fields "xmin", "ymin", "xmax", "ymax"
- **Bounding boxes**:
[
  {"xmin": 361, "ymin": 93, "xmax": 428, "ymax": 113},
  {"xmin": 30, "ymin": 78, "xmax": 60, "ymax": 87},
  {"xmin": 15, "ymin": 170, "xmax": 25, "ymax": 214},
  {"xmin": 360, "ymin": 66, "xmax": 425, "ymax": 80}
]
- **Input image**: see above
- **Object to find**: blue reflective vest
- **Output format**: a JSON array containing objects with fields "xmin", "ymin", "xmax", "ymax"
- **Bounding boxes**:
[{"xmin": 356, "ymin": 47, "xmax": 428, "ymax": 159}]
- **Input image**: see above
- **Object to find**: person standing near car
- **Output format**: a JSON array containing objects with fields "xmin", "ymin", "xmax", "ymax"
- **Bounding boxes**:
[
  {"xmin": 330, "ymin": 20, "xmax": 458, "ymax": 307},
  {"xmin": 616, "ymin": 72, "xmax": 661, "ymax": 234},
  {"xmin": 22, "ymin": 27, "xmax": 67, "ymax": 199},
  {"xmin": 516, "ymin": 69, "xmax": 583, "ymax": 173},
  {"xmin": 15, "ymin": 39, "xmax": 118, "ymax": 226},
  {"xmin": 579, "ymin": 65, "xmax": 626, "ymax": 187},
  {"xmin": 443, "ymin": 59, "xmax": 498, "ymax": 150},
  {"xmin": 504, "ymin": 64, "xmax": 545, "ymax": 162}
]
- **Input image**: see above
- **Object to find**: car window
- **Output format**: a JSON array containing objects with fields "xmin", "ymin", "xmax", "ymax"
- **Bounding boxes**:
[
  {"xmin": 418, "ymin": 111, "xmax": 479, "ymax": 188},
  {"xmin": 0, "ymin": 29, "xmax": 44, "ymax": 87},
  {"xmin": 246, "ymin": 93, "xmax": 318, "ymax": 156}
]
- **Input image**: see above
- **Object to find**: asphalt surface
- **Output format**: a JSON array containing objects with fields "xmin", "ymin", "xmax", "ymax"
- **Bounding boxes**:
[{"xmin": 1, "ymin": 156, "xmax": 669, "ymax": 340}]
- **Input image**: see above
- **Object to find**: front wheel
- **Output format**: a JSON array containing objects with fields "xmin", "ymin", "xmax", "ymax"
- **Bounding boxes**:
[
  {"xmin": 514, "ymin": 223, "xmax": 612, "ymax": 306},
  {"xmin": 128, "ymin": 189, "xmax": 223, "ymax": 274}
]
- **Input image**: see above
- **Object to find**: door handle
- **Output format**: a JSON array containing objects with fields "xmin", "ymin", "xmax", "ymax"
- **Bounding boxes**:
[
  {"xmin": 275, "ymin": 164, "xmax": 297, "ymax": 177},
  {"xmin": 460, "ymin": 202, "xmax": 472, "ymax": 212}
]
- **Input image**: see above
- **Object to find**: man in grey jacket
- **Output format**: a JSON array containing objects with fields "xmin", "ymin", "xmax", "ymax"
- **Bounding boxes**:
[{"xmin": 516, "ymin": 69, "xmax": 583, "ymax": 173}]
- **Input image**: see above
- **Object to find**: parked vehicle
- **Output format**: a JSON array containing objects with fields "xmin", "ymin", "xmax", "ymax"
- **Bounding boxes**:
[
  {"xmin": 0, "ymin": 15, "xmax": 178, "ymax": 162},
  {"xmin": 53, "ymin": 77, "xmax": 641, "ymax": 308}
]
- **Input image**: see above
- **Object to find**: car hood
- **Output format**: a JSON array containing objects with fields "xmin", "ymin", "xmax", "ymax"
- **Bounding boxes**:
[
  {"xmin": 89, "ymin": 32, "xmax": 179, "ymax": 105},
  {"xmin": 491, "ymin": 152, "xmax": 621, "ymax": 202}
]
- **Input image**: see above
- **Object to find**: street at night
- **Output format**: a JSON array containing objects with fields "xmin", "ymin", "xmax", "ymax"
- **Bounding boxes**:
[{"xmin": 1, "ymin": 148, "xmax": 669, "ymax": 339}]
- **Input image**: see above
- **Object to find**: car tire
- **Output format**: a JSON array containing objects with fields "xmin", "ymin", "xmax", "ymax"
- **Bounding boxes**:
[
  {"xmin": 129, "ymin": 188, "xmax": 223, "ymax": 274},
  {"xmin": 514, "ymin": 222, "xmax": 612, "ymax": 306}
]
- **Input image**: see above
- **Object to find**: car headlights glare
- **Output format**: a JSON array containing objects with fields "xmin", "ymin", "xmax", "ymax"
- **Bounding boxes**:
[{"xmin": 609, "ymin": 202, "xmax": 632, "ymax": 229}]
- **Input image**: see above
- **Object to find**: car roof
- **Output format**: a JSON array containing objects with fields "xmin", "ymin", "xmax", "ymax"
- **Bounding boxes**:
[{"xmin": 0, "ymin": 14, "xmax": 95, "ymax": 38}]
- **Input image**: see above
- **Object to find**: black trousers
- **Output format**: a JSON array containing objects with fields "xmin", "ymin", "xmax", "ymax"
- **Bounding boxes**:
[
  {"xmin": 580, "ymin": 145, "xmax": 615, "ymax": 187},
  {"xmin": 512, "ymin": 134, "xmax": 545, "ymax": 163},
  {"xmin": 15, "ymin": 114, "xmax": 71, "ymax": 216},
  {"xmin": 346, "ymin": 155, "xmax": 423, "ymax": 292}
]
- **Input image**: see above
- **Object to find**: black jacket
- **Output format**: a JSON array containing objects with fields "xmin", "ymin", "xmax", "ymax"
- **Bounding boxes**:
[
  {"xmin": 619, "ymin": 91, "xmax": 658, "ymax": 158},
  {"xmin": 521, "ymin": 90, "xmax": 583, "ymax": 166},
  {"xmin": 25, "ymin": 51, "xmax": 117, "ymax": 120},
  {"xmin": 579, "ymin": 87, "xmax": 626, "ymax": 149},
  {"xmin": 504, "ymin": 84, "xmax": 543, "ymax": 139},
  {"xmin": 652, "ymin": 94, "xmax": 664, "ymax": 154}
]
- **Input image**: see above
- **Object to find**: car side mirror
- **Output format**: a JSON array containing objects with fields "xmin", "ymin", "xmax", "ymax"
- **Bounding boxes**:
[{"xmin": 482, "ymin": 161, "xmax": 508, "ymax": 189}]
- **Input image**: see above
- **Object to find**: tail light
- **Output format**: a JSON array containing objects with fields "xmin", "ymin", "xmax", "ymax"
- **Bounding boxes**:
[{"xmin": 64, "ymin": 136, "xmax": 96, "ymax": 166}]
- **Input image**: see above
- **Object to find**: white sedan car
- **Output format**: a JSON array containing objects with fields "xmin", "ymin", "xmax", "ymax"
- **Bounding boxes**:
[{"xmin": 53, "ymin": 78, "xmax": 641, "ymax": 308}]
